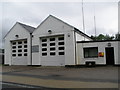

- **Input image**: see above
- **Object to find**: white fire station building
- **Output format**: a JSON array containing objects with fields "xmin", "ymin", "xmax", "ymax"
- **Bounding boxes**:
[{"xmin": 4, "ymin": 15, "xmax": 120, "ymax": 66}]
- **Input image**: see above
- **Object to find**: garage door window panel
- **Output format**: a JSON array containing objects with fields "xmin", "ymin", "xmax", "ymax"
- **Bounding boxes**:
[
  {"xmin": 42, "ymin": 53, "xmax": 47, "ymax": 56},
  {"xmin": 59, "ymin": 47, "xmax": 64, "ymax": 50},
  {"xmin": 24, "ymin": 49, "xmax": 27, "ymax": 52},
  {"xmin": 58, "ymin": 37, "xmax": 64, "ymax": 41},
  {"xmin": 58, "ymin": 42, "xmax": 64, "ymax": 45},
  {"xmin": 24, "ymin": 45, "xmax": 27, "ymax": 48},
  {"xmin": 18, "ymin": 46, "xmax": 22, "ymax": 48},
  {"xmin": 12, "ymin": 46, "xmax": 16, "ymax": 49},
  {"xmin": 18, "ymin": 49, "xmax": 22, "ymax": 52},
  {"xmin": 18, "ymin": 54, "xmax": 22, "ymax": 56},
  {"xmin": 12, "ymin": 42, "xmax": 16, "ymax": 45},
  {"xmin": 50, "ymin": 38, "xmax": 55, "ymax": 41},
  {"xmin": 42, "ymin": 39, "xmax": 47, "ymax": 42},
  {"xmin": 12, "ymin": 50, "xmax": 16, "ymax": 52},
  {"xmin": 50, "ymin": 52, "xmax": 56, "ymax": 56},
  {"xmin": 24, "ymin": 41, "xmax": 27, "ymax": 43},
  {"xmin": 59, "ymin": 52, "xmax": 65, "ymax": 55},
  {"xmin": 50, "ymin": 47, "xmax": 55, "ymax": 51},
  {"xmin": 24, "ymin": 53, "xmax": 27, "ymax": 56},
  {"xmin": 18, "ymin": 42, "xmax": 22, "ymax": 44},
  {"xmin": 50, "ymin": 43, "xmax": 55, "ymax": 46},
  {"xmin": 42, "ymin": 48, "xmax": 47, "ymax": 51},
  {"xmin": 42, "ymin": 43, "xmax": 47, "ymax": 47},
  {"xmin": 12, "ymin": 54, "xmax": 16, "ymax": 57}
]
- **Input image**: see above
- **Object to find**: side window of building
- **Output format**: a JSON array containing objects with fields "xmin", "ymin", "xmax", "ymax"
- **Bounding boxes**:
[{"xmin": 84, "ymin": 47, "xmax": 98, "ymax": 58}]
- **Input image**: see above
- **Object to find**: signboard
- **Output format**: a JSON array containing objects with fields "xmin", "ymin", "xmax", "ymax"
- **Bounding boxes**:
[{"xmin": 32, "ymin": 45, "xmax": 39, "ymax": 53}]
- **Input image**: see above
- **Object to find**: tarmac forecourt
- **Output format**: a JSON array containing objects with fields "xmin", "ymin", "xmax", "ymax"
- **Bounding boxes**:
[
  {"xmin": 1, "ymin": 66, "xmax": 119, "ymax": 89},
  {"xmin": 2, "ymin": 74, "xmax": 118, "ymax": 88}
]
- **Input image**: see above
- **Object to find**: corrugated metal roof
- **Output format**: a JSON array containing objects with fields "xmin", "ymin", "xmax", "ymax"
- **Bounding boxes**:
[{"xmin": 18, "ymin": 22, "xmax": 36, "ymax": 33}]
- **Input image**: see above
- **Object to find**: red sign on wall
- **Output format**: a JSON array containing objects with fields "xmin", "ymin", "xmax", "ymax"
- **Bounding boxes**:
[{"xmin": 98, "ymin": 52, "xmax": 104, "ymax": 57}]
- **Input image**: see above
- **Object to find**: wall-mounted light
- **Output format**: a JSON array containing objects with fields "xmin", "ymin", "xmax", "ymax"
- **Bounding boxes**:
[
  {"xmin": 48, "ymin": 30, "xmax": 52, "ymax": 34},
  {"xmin": 107, "ymin": 43, "xmax": 111, "ymax": 47},
  {"xmin": 15, "ymin": 35, "xmax": 19, "ymax": 38}
]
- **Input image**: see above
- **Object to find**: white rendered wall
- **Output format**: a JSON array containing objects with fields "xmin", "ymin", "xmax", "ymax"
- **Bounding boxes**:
[
  {"xmin": 4, "ymin": 23, "xmax": 31, "ymax": 65},
  {"xmin": 75, "ymin": 32, "xmax": 91, "ymax": 41},
  {"xmin": 118, "ymin": 41, "xmax": 120, "ymax": 64},
  {"xmin": 77, "ymin": 41, "xmax": 119, "ymax": 65},
  {"xmin": 32, "ymin": 16, "xmax": 76, "ymax": 66}
]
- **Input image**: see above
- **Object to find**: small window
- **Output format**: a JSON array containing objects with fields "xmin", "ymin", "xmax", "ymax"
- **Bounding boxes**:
[
  {"xmin": 18, "ymin": 54, "xmax": 22, "ymax": 56},
  {"xmin": 24, "ymin": 45, "xmax": 27, "ymax": 48},
  {"xmin": 50, "ymin": 52, "xmax": 56, "ymax": 56},
  {"xmin": 18, "ymin": 46, "xmax": 22, "ymax": 48},
  {"xmin": 24, "ymin": 41, "xmax": 27, "ymax": 43},
  {"xmin": 42, "ymin": 39, "xmax": 47, "ymax": 42},
  {"xmin": 42, "ymin": 48, "xmax": 47, "ymax": 51},
  {"xmin": 12, "ymin": 42, "xmax": 16, "ymax": 45},
  {"xmin": 42, "ymin": 53, "xmax": 47, "ymax": 56},
  {"xmin": 59, "ymin": 52, "xmax": 65, "ymax": 55},
  {"xmin": 12, "ymin": 50, "xmax": 16, "ymax": 52},
  {"xmin": 50, "ymin": 38, "xmax": 55, "ymax": 41},
  {"xmin": 59, "ymin": 47, "xmax": 64, "ymax": 50},
  {"xmin": 18, "ymin": 42, "xmax": 22, "ymax": 44},
  {"xmin": 12, "ymin": 54, "xmax": 16, "ymax": 57},
  {"xmin": 42, "ymin": 43, "xmax": 47, "ymax": 47},
  {"xmin": 50, "ymin": 47, "xmax": 55, "ymax": 51},
  {"xmin": 18, "ymin": 49, "xmax": 22, "ymax": 52},
  {"xmin": 24, "ymin": 49, "xmax": 27, "ymax": 52},
  {"xmin": 12, "ymin": 46, "xmax": 16, "ymax": 49},
  {"xmin": 58, "ymin": 42, "xmax": 64, "ymax": 45},
  {"xmin": 58, "ymin": 37, "xmax": 64, "ymax": 40},
  {"xmin": 84, "ymin": 47, "xmax": 98, "ymax": 58},
  {"xmin": 24, "ymin": 53, "xmax": 27, "ymax": 56},
  {"xmin": 50, "ymin": 43, "xmax": 55, "ymax": 46}
]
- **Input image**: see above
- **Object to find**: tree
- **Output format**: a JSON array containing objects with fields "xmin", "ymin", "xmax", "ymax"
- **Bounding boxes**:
[
  {"xmin": 115, "ymin": 33, "xmax": 120, "ymax": 40},
  {"xmin": 104, "ymin": 34, "xmax": 114, "ymax": 40},
  {"xmin": 91, "ymin": 34, "xmax": 115, "ymax": 41}
]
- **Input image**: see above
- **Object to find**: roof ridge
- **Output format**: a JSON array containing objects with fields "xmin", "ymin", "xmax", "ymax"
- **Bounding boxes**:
[
  {"xmin": 18, "ymin": 22, "xmax": 36, "ymax": 33},
  {"xmin": 17, "ymin": 22, "xmax": 36, "ymax": 29}
]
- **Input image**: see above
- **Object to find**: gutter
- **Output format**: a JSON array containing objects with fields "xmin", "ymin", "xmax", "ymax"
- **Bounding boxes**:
[
  {"xmin": 74, "ymin": 31, "xmax": 77, "ymax": 65},
  {"xmin": 30, "ymin": 33, "xmax": 32, "ymax": 65}
]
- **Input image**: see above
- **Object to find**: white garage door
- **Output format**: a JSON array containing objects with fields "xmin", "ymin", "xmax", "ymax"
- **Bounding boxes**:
[
  {"xmin": 40, "ymin": 35, "xmax": 65, "ymax": 66},
  {"xmin": 11, "ymin": 40, "xmax": 28, "ymax": 65}
]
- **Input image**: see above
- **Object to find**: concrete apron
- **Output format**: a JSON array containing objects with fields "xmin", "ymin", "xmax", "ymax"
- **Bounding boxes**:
[{"xmin": 2, "ymin": 75, "xmax": 118, "ymax": 88}]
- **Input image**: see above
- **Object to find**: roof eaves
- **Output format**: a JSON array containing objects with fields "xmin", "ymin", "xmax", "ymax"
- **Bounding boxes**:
[
  {"xmin": 74, "ymin": 28, "xmax": 92, "ymax": 40},
  {"xmin": 49, "ymin": 15, "xmax": 74, "ymax": 29},
  {"xmin": 3, "ymin": 22, "xmax": 18, "ymax": 39},
  {"xmin": 77, "ymin": 40, "xmax": 120, "ymax": 43}
]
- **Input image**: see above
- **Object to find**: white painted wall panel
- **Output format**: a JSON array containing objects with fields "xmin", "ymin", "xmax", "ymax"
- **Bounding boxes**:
[
  {"xmin": 118, "ymin": 42, "xmax": 120, "ymax": 64},
  {"xmin": 32, "ymin": 53, "xmax": 40, "ymax": 65},
  {"xmin": 4, "ymin": 23, "xmax": 31, "ymax": 65},
  {"xmin": 65, "ymin": 31, "xmax": 76, "ymax": 65},
  {"xmin": 77, "ymin": 41, "xmax": 119, "ymax": 65},
  {"xmin": 75, "ymin": 32, "xmax": 91, "ymax": 41},
  {"xmin": 32, "ymin": 16, "xmax": 76, "ymax": 66}
]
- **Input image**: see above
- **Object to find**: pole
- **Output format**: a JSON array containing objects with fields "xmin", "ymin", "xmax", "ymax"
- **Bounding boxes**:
[
  {"xmin": 82, "ymin": 0, "xmax": 85, "ymax": 40},
  {"xmin": 93, "ymin": 2, "xmax": 97, "ymax": 37}
]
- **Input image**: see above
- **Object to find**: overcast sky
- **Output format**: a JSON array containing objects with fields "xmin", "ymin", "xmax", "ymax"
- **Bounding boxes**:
[{"xmin": 0, "ymin": 0, "xmax": 119, "ymax": 48}]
